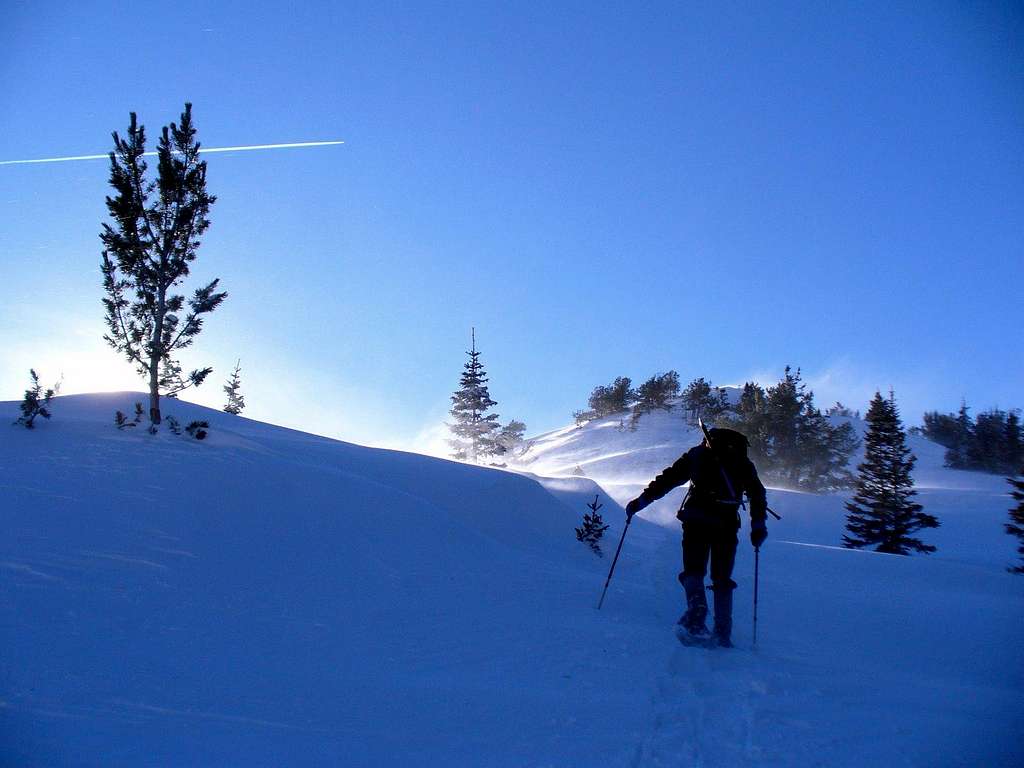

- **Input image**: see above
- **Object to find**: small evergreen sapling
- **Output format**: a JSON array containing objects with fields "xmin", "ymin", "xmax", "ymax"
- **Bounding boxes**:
[
  {"xmin": 15, "ymin": 370, "xmax": 60, "ymax": 429},
  {"xmin": 1006, "ymin": 470, "xmax": 1024, "ymax": 574},
  {"xmin": 185, "ymin": 420, "xmax": 209, "ymax": 440},
  {"xmin": 576, "ymin": 495, "xmax": 610, "ymax": 556},
  {"xmin": 843, "ymin": 391, "xmax": 939, "ymax": 555},
  {"xmin": 572, "ymin": 409, "xmax": 592, "ymax": 428},
  {"xmin": 115, "ymin": 402, "xmax": 145, "ymax": 429},
  {"xmin": 223, "ymin": 359, "xmax": 245, "ymax": 415}
]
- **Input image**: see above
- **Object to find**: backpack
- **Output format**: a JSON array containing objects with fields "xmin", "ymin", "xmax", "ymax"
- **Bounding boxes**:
[
  {"xmin": 707, "ymin": 427, "xmax": 749, "ymax": 459},
  {"xmin": 685, "ymin": 429, "xmax": 749, "ymax": 511}
]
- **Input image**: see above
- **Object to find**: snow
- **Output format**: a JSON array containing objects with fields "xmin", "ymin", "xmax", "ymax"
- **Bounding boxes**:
[{"xmin": 2, "ymin": 393, "xmax": 1021, "ymax": 766}]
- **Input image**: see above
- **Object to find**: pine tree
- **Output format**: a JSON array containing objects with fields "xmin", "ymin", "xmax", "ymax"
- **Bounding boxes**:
[
  {"xmin": 1006, "ymin": 411, "xmax": 1023, "ymax": 473},
  {"xmin": 15, "ymin": 370, "xmax": 59, "ymax": 429},
  {"xmin": 635, "ymin": 371, "xmax": 681, "ymax": 415},
  {"xmin": 587, "ymin": 377, "xmax": 635, "ymax": 417},
  {"xmin": 495, "ymin": 419, "xmax": 527, "ymax": 456},
  {"xmin": 448, "ymin": 329, "xmax": 501, "ymax": 462},
  {"xmin": 727, "ymin": 382, "xmax": 770, "ymax": 459},
  {"xmin": 223, "ymin": 359, "xmax": 245, "ymax": 415},
  {"xmin": 681, "ymin": 377, "xmax": 728, "ymax": 426},
  {"xmin": 922, "ymin": 410, "xmax": 960, "ymax": 448},
  {"xmin": 723, "ymin": 368, "xmax": 857, "ymax": 491},
  {"xmin": 1006, "ymin": 470, "xmax": 1024, "ymax": 574},
  {"xmin": 100, "ymin": 103, "xmax": 226, "ymax": 429},
  {"xmin": 764, "ymin": 367, "xmax": 803, "ymax": 482},
  {"xmin": 944, "ymin": 400, "xmax": 973, "ymax": 468},
  {"xmin": 968, "ymin": 410, "xmax": 1008, "ymax": 472},
  {"xmin": 575, "ymin": 495, "xmax": 609, "ymax": 556},
  {"xmin": 844, "ymin": 391, "xmax": 939, "ymax": 554}
]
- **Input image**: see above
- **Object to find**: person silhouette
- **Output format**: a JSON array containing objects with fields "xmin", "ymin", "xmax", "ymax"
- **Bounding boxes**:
[{"xmin": 626, "ymin": 427, "xmax": 767, "ymax": 647}]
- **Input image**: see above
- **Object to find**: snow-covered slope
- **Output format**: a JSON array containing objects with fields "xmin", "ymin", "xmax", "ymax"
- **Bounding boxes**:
[
  {"xmin": 514, "ymin": 405, "xmax": 1009, "ymax": 524},
  {"xmin": 2, "ymin": 394, "xmax": 1022, "ymax": 766}
]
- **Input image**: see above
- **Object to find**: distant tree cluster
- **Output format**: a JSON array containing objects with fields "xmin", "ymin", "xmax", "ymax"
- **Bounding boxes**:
[
  {"xmin": 720, "ymin": 368, "xmax": 859, "ymax": 491},
  {"xmin": 448, "ymin": 330, "xmax": 526, "ymax": 463},
  {"xmin": 570, "ymin": 367, "xmax": 857, "ymax": 489},
  {"xmin": 922, "ymin": 403, "xmax": 1022, "ymax": 475},
  {"xmin": 826, "ymin": 402, "xmax": 859, "ymax": 419},
  {"xmin": 574, "ymin": 371, "xmax": 682, "ymax": 425},
  {"xmin": 635, "ymin": 371, "xmax": 681, "ymax": 415},
  {"xmin": 680, "ymin": 376, "xmax": 729, "ymax": 426},
  {"xmin": 582, "ymin": 377, "xmax": 636, "ymax": 419}
]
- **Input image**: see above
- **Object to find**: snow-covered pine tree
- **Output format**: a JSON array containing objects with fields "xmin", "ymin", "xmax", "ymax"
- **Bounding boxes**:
[
  {"xmin": 223, "ymin": 359, "xmax": 245, "ymax": 415},
  {"xmin": 1006, "ymin": 470, "xmax": 1024, "ymax": 574},
  {"xmin": 15, "ymin": 369, "xmax": 59, "ymax": 429},
  {"xmin": 844, "ymin": 391, "xmax": 939, "ymax": 554},
  {"xmin": 448, "ymin": 329, "xmax": 502, "ymax": 462},
  {"xmin": 575, "ymin": 495, "xmax": 609, "ymax": 556},
  {"xmin": 100, "ymin": 103, "xmax": 226, "ymax": 429},
  {"xmin": 496, "ymin": 419, "xmax": 527, "ymax": 456}
]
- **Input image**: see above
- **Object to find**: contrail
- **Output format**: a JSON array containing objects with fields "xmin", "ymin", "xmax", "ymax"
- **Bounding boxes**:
[{"xmin": 0, "ymin": 140, "xmax": 344, "ymax": 166}]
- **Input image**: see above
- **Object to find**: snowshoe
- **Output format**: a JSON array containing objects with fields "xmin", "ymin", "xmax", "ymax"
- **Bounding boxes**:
[
  {"xmin": 711, "ymin": 632, "xmax": 733, "ymax": 649},
  {"xmin": 675, "ymin": 612, "xmax": 712, "ymax": 648}
]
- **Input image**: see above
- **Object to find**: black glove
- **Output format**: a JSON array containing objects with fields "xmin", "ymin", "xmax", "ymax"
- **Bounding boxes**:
[
  {"xmin": 750, "ymin": 521, "xmax": 767, "ymax": 548},
  {"xmin": 625, "ymin": 497, "xmax": 647, "ymax": 520}
]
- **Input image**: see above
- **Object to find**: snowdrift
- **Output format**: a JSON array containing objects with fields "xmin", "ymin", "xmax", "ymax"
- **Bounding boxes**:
[{"xmin": 1, "ymin": 394, "xmax": 1021, "ymax": 766}]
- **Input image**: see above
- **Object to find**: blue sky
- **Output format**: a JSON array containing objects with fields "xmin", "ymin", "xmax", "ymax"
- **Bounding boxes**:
[{"xmin": 2, "ymin": 1, "xmax": 1022, "ymax": 451}]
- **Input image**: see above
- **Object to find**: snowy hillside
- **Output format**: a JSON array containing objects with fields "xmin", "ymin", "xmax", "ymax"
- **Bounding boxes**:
[
  {"xmin": 2, "ymin": 394, "xmax": 1022, "ymax": 766},
  {"xmin": 514, "ymin": 405, "xmax": 1009, "ymax": 526}
]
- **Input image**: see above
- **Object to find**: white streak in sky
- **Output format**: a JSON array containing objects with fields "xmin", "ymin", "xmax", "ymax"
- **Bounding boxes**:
[{"xmin": 0, "ymin": 140, "xmax": 344, "ymax": 166}]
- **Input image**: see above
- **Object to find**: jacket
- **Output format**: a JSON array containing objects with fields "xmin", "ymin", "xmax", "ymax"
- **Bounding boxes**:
[{"xmin": 638, "ymin": 443, "xmax": 767, "ymax": 527}]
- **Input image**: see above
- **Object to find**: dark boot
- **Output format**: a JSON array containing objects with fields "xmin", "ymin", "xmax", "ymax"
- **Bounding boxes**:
[
  {"xmin": 678, "ymin": 574, "xmax": 709, "ymax": 635},
  {"xmin": 711, "ymin": 584, "xmax": 734, "ymax": 647}
]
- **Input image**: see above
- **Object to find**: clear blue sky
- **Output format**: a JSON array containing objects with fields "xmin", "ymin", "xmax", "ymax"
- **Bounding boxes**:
[{"xmin": 2, "ymin": 1, "xmax": 1022, "ymax": 452}]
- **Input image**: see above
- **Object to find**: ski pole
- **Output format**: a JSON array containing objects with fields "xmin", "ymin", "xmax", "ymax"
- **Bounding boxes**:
[
  {"xmin": 753, "ymin": 546, "xmax": 761, "ymax": 648},
  {"xmin": 597, "ymin": 515, "xmax": 632, "ymax": 610}
]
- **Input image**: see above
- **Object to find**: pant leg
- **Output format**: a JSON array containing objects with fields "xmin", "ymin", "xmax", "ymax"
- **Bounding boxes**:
[
  {"xmin": 708, "ymin": 522, "xmax": 739, "ymax": 590},
  {"xmin": 709, "ymin": 523, "xmax": 739, "ymax": 640},
  {"xmin": 679, "ymin": 521, "xmax": 712, "ymax": 622},
  {"xmin": 679, "ymin": 521, "xmax": 712, "ymax": 586}
]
